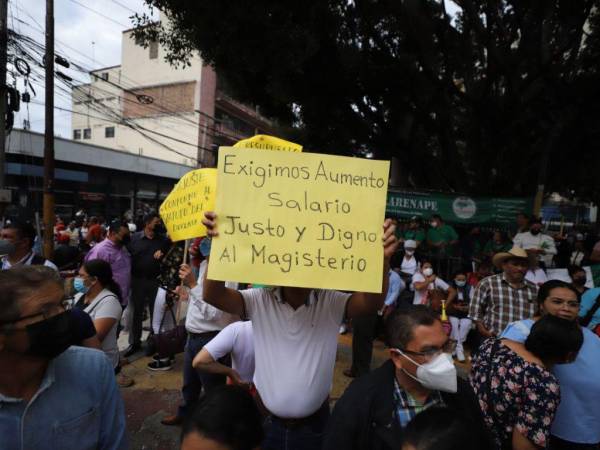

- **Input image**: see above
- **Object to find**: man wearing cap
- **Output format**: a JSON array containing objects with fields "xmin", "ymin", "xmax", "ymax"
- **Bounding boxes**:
[
  {"xmin": 513, "ymin": 217, "xmax": 557, "ymax": 268},
  {"xmin": 468, "ymin": 247, "xmax": 538, "ymax": 340}
]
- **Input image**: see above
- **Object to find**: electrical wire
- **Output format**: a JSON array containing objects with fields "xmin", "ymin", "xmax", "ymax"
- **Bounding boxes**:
[
  {"xmin": 107, "ymin": 0, "xmax": 138, "ymax": 14},
  {"xmin": 30, "ymin": 100, "xmax": 209, "ymax": 152},
  {"xmin": 10, "ymin": 4, "xmax": 250, "ymax": 132},
  {"xmin": 65, "ymin": 0, "xmax": 131, "ymax": 29},
  {"xmin": 8, "ymin": 19, "xmax": 265, "ymax": 160}
]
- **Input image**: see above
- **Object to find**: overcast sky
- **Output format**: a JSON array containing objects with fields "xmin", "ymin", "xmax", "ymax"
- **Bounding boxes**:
[{"xmin": 9, "ymin": 0, "xmax": 157, "ymax": 138}]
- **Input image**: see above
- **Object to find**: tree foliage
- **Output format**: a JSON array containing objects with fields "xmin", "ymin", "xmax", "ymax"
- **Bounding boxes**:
[{"xmin": 133, "ymin": 0, "xmax": 600, "ymax": 199}]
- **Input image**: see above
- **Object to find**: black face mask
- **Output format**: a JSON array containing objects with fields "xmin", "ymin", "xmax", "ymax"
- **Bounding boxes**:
[
  {"xmin": 25, "ymin": 311, "xmax": 75, "ymax": 359},
  {"xmin": 573, "ymin": 277, "xmax": 586, "ymax": 286},
  {"xmin": 120, "ymin": 234, "xmax": 131, "ymax": 246},
  {"xmin": 530, "ymin": 229, "xmax": 541, "ymax": 235},
  {"xmin": 0, "ymin": 239, "xmax": 16, "ymax": 256}
]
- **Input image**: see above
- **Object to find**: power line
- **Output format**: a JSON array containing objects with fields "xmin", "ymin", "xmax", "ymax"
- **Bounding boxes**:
[
  {"xmin": 9, "ymin": 22, "xmax": 253, "ymax": 140},
  {"xmin": 65, "ymin": 0, "xmax": 130, "ymax": 29},
  {"xmin": 9, "ymin": 23, "xmax": 262, "ymax": 155},
  {"xmin": 29, "ymin": 100, "xmax": 213, "ymax": 158},
  {"xmin": 108, "ymin": 0, "xmax": 137, "ymax": 14},
  {"xmin": 10, "ymin": 17, "xmax": 245, "ymax": 135}
]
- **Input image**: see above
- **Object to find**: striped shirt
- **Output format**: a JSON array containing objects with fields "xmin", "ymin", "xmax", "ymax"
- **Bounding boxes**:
[
  {"xmin": 393, "ymin": 379, "xmax": 444, "ymax": 428},
  {"xmin": 468, "ymin": 273, "xmax": 538, "ymax": 335}
]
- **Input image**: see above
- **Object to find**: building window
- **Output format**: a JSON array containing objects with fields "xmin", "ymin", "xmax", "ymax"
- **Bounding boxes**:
[
  {"xmin": 73, "ymin": 129, "xmax": 81, "ymax": 140},
  {"xmin": 83, "ymin": 128, "xmax": 91, "ymax": 139},
  {"xmin": 105, "ymin": 126, "xmax": 115, "ymax": 138},
  {"xmin": 149, "ymin": 40, "xmax": 158, "ymax": 59},
  {"xmin": 100, "ymin": 72, "xmax": 109, "ymax": 81}
]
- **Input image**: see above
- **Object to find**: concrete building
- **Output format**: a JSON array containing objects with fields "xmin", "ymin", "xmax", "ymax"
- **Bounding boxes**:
[
  {"xmin": 5, "ymin": 129, "xmax": 190, "ymax": 221},
  {"xmin": 71, "ymin": 19, "xmax": 273, "ymax": 168}
]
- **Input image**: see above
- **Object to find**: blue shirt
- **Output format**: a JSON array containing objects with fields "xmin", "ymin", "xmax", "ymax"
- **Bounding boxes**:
[
  {"xmin": 580, "ymin": 287, "xmax": 600, "ymax": 330},
  {"xmin": 384, "ymin": 270, "xmax": 405, "ymax": 307},
  {"xmin": 0, "ymin": 347, "xmax": 128, "ymax": 450},
  {"xmin": 501, "ymin": 319, "xmax": 600, "ymax": 444}
]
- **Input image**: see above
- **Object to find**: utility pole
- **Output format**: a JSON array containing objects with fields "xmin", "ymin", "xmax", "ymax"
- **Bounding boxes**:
[
  {"xmin": 43, "ymin": 0, "xmax": 55, "ymax": 259},
  {"xmin": 0, "ymin": 0, "xmax": 8, "ymax": 219}
]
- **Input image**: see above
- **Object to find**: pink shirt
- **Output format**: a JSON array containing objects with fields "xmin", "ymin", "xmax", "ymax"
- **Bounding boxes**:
[{"xmin": 85, "ymin": 239, "xmax": 131, "ymax": 304}]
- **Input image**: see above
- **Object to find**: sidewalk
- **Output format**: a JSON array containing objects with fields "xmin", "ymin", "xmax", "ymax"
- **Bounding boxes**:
[{"xmin": 118, "ymin": 332, "xmax": 470, "ymax": 449}]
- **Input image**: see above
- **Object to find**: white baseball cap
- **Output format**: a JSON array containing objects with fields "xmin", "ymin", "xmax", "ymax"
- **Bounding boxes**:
[{"xmin": 404, "ymin": 240, "xmax": 417, "ymax": 250}]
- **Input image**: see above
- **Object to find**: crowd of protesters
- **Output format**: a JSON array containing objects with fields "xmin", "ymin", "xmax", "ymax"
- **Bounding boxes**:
[{"xmin": 0, "ymin": 209, "xmax": 599, "ymax": 450}]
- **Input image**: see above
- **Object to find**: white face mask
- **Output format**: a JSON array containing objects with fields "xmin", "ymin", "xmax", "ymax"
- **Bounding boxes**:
[
  {"xmin": 430, "ymin": 221, "xmax": 438, "ymax": 228},
  {"xmin": 396, "ymin": 350, "xmax": 457, "ymax": 393},
  {"xmin": 405, "ymin": 249, "xmax": 415, "ymax": 256},
  {"xmin": 422, "ymin": 267, "xmax": 434, "ymax": 277}
]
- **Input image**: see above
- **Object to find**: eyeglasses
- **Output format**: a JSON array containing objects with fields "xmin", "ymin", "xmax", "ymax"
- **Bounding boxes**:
[
  {"xmin": 547, "ymin": 297, "xmax": 580, "ymax": 308},
  {"xmin": 397, "ymin": 340, "xmax": 456, "ymax": 359},
  {"xmin": 0, "ymin": 299, "xmax": 72, "ymax": 326}
]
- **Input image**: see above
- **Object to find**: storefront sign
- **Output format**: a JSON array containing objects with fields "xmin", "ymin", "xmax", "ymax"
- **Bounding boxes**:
[{"xmin": 387, "ymin": 190, "xmax": 533, "ymax": 224}]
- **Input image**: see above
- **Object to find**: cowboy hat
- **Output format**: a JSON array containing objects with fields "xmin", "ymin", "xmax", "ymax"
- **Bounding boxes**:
[{"xmin": 492, "ymin": 246, "xmax": 529, "ymax": 268}]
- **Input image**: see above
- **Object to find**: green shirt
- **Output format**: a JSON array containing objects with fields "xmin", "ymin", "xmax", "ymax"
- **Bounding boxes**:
[
  {"xmin": 426, "ymin": 224, "xmax": 458, "ymax": 245},
  {"xmin": 483, "ymin": 240, "xmax": 511, "ymax": 255},
  {"xmin": 403, "ymin": 229, "xmax": 426, "ymax": 243}
]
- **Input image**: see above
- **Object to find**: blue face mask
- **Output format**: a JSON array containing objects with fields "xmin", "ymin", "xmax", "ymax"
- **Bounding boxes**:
[
  {"xmin": 455, "ymin": 280, "xmax": 466, "ymax": 287},
  {"xmin": 73, "ymin": 277, "xmax": 89, "ymax": 294}
]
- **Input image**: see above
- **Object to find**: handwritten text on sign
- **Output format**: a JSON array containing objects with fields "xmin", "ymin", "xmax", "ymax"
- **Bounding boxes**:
[
  {"xmin": 159, "ymin": 168, "xmax": 217, "ymax": 241},
  {"xmin": 208, "ymin": 148, "xmax": 390, "ymax": 292}
]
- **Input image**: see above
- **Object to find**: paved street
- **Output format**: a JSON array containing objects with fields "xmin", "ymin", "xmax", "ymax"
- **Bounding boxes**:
[
  {"xmin": 118, "ymin": 330, "xmax": 471, "ymax": 449},
  {"xmin": 118, "ymin": 332, "xmax": 387, "ymax": 450}
]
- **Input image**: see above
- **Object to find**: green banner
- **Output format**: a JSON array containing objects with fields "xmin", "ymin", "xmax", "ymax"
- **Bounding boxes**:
[{"xmin": 386, "ymin": 190, "xmax": 533, "ymax": 224}]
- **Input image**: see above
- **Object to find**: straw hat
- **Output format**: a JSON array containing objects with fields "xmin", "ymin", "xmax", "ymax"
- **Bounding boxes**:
[{"xmin": 492, "ymin": 246, "xmax": 529, "ymax": 268}]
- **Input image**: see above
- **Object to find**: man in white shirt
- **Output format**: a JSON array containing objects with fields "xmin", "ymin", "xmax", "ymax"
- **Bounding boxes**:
[
  {"xmin": 200, "ymin": 211, "xmax": 399, "ymax": 450},
  {"xmin": 193, "ymin": 321, "xmax": 254, "ymax": 386},
  {"xmin": 161, "ymin": 251, "xmax": 239, "ymax": 426},
  {"xmin": 513, "ymin": 217, "xmax": 556, "ymax": 267},
  {"xmin": 0, "ymin": 220, "xmax": 57, "ymax": 271}
]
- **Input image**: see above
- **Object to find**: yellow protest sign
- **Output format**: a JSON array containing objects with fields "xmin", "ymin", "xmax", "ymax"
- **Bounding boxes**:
[
  {"xmin": 233, "ymin": 134, "xmax": 302, "ymax": 152},
  {"xmin": 208, "ymin": 148, "xmax": 390, "ymax": 292},
  {"xmin": 159, "ymin": 168, "xmax": 217, "ymax": 241}
]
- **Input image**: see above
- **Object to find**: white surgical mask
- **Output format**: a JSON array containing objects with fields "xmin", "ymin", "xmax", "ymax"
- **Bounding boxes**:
[
  {"xmin": 396, "ymin": 350, "xmax": 457, "ymax": 393},
  {"xmin": 423, "ymin": 268, "xmax": 434, "ymax": 277},
  {"xmin": 430, "ymin": 221, "xmax": 438, "ymax": 228},
  {"xmin": 405, "ymin": 249, "xmax": 415, "ymax": 256},
  {"xmin": 455, "ymin": 280, "xmax": 466, "ymax": 287}
]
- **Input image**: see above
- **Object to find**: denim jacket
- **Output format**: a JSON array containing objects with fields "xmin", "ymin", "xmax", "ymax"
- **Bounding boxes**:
[{"xmin": 0, "ymin": 347, "xmax": 127, "ymax": 450}]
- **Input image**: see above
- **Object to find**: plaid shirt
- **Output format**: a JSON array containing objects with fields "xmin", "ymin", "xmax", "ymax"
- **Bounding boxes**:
[
  {"xmin": 393, "ymin": 379, "xmax": 444, "ymax": 428},
  {"xmin": 468, "ymin": 273, "xmax": 538, "ymax": 335}
]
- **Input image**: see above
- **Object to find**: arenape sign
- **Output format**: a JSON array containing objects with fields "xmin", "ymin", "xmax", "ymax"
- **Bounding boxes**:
[{"xmin": 386, "ymin": 190, "xmax": 533, "ymax": 224}]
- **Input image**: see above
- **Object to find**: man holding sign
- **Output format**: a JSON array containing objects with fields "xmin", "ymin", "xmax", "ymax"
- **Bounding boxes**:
[{"xmin": 200, "ymin": 210, "xmax": 398, "ymax": 450}]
